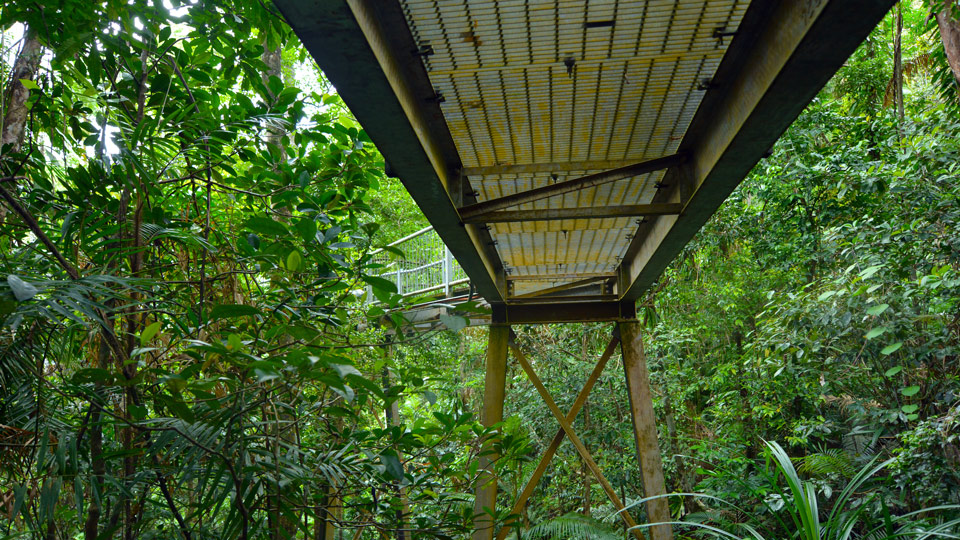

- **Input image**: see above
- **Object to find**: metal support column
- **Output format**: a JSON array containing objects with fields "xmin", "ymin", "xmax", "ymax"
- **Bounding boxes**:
[
  {"xmin": 443, "ymin": 246, "xmax": 453, "ymax": 297},
  {"xmin": 473, "ymin": 324, "xmax": 510, "ymax": 540},
  {"xmin": 619, "ymin": 320, "xmax": 673, "ymax": 540}
]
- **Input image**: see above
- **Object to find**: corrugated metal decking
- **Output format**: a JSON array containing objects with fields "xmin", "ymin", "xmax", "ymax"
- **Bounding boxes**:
[
  {"xmin": 401, "ymin": 1, "xmax": 747, "ymax": 295},
  {"xmin": 275, "ymin": 0, "xmax": 897, "ymax": 320}
]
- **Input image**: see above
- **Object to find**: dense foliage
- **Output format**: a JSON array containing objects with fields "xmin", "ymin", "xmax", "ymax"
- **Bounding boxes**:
[{"xmin": 0, "ymin": 1, "xmax": 958, "ymax": 540}]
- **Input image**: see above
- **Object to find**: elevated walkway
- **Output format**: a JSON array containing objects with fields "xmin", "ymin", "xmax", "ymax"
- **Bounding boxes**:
[{"xmin": 274, "ymin": 1, "xmax": 896, "ymax": 538}]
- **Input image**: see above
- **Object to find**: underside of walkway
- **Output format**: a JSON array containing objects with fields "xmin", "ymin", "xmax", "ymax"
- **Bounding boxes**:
[{"xmin": 272, "ymin": 1, "xmax": 895, "ymax": 538}]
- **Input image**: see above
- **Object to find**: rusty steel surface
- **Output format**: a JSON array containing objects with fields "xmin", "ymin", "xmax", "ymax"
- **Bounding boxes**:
[
  {"xmin": 400, "ymin": 0, "xmax": 749, "ymax": 286},
  {"xmin": 276, "ymin": 0, "xmax": 895, "ymax": 312}
]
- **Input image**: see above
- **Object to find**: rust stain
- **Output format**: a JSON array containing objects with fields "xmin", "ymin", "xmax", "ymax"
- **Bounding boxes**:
[{"xmin": 460, "ymin": 22, "xmax": 482, "ymax": 47}]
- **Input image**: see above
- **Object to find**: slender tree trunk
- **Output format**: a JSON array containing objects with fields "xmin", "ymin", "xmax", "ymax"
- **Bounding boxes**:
[
  {"xmin": 261, "ymin": 39, "xmax": 286, "ymax": 157},
  {"xmin": 936, "ymin": 2, "xmax": 960, "ymax": 86},
  {"xmin": 1, "ymin": 26, "xmax": 42, "ymax": 155},
  {"xmin": 894, "ymin": 2, "xmax": 904, "ymax": 135},
  {"xmin": 84, "ymin": 341, "xmax": 111, "ymax": 540}
]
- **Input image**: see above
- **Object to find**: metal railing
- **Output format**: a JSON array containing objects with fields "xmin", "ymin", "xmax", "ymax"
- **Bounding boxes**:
[{"xmin": 369, "ymin": 226, "xmax": 469, "ymax": 299}]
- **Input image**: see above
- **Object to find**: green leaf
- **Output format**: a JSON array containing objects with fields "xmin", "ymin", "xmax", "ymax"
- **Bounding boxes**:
[
  {"xmin": 209, "ymin": 304, "xmax": 261, "ymax": 321},
  {"xmin": 362, "ymin": 274, "xmax": 398, "ymax": 294},
  {"xmin": 287, "ymin": 250, "xmax": 302, "ymax": 272},
  {"xmin": 883, "ymin": 366, "xmax": 902, "ymax": 377},
  {"xmin": 380, "ymin": 450, "xmax": 404, "ymax": 481},
  {"xmin": 72, "ymin": 368, "xmax": 114, "ymax": 384},
  {"xmin": 865, "ymin": 326, "xmax": 888, "ymax": 340},
  {"xmin": 243, "ymin": 216, "xmax": 289, "ymax": 236},
  {"xmin": 900, "ymin": 385, "xmax": 920, "ymax": 397},
  {"xmin": 866, "ymin": 303, "xmax": 889, "ymax": 316},
  {"xmin": 900, "ymin": 404, "xmax": 918, "ymax": 414},
  {"xmin": 7, "ymin": 275, "xmax": 39, "ymax": 302},
  {"xmin": 140, "ymin": 321, "xmax": 162, "ymax": 346},
  {"xmin": 18, "ymin": 78, "xmax": 39, "ymax": 90},
  {"xmin": 881, "ymin": 342, "xmax": 902, "ymax": 355},
  {"xmin": 859, "ymin": 265, "xmax": 882, "ymax": 279},
  {"xmin": 227, "ymin": 333, "xmax": 243, "ymax": 351},
  {"xmin": 330, "ymin": 363, "xmax": 361, "ymax": 379},
  {"xmin": 295, "ymin": 218, "xmax": 317, "ymax": 243}
]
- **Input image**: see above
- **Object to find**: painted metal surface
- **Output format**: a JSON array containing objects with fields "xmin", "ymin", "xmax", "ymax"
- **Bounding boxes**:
[
  {"xmin": 276, "ymin": 0, "xmax": 895, "ymax": 312},
  {"xmin": 401, "ymin": 0, "xmax": 749, "ymax": 285}
]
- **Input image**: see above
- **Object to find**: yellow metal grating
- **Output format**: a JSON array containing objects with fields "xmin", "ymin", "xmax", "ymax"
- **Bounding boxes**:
[{"xmin": 400, "ymin": 0, "xmax": 750, "ymax": 288}]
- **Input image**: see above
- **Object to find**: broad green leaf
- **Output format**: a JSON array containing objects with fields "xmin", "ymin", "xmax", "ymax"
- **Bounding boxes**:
[
  {"xmin": 18, "ymin": 78, "xmax": 39, "ymax": 90},
  {"xmin": 859, "ymin": 265, "xmax": 882, "ymax": 279},
  {"xmin": 900, "ymin": 385, "xmax": 920, "ymax": 397},
  {"xmin": 865, "ymin": 326, "xmax": 888, "ymax": 340},
  {"xmin": 295, "ymin": 218, "xmax": 317, "ymax": 243},
  {"xmin": 7, "ymin": 275, "xmax": 39, "ymax": 302},
  {"xmin": 866, "ymin": 303, "xmax": 889, "ymax": 316},
  {"xmin": 243, "ymin": 216, "xmax": 289, "ymax": 236},
  {"xmin": 900, "ymin": 404, "xmax": 918, "ymax": 414},
  {"xmin": 287, "ymin": 250, "xmax": 302, "ymax": 272},
  {"xmin": 140, "ymin": 321, "xmax": 162, "ymax": 346},
  {"xmin": 209, "ymin": 304, "xmax": 261, "ymax": 321},
  {"xmin": 883, "ymin": 366, "xmax": 902, "ymax": 377},
  {"xmin": 362, "ymin": 274, "xmax": 398, "ymax": 294},
  {"xmin": 881, "ymin": 342, "xmax": 902, "ymax": 355},
  {"xmin": 380, "ymin": 450, "xmax": 404, "ymax": 481},
  {"xmin": 72, "ymin": 368, "xmax": 114, "ymax": 384},
  {"xmin": 330, "ymin": 363, "xmax": 361, "ymax": 379},
  {"xmin": 227, "ymin": 333, "xmax": 243, "ymax": 351}
]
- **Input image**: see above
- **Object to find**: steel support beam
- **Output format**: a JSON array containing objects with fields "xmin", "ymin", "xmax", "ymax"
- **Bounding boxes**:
[
  {"xmin": 463, "ymin": 159, "xmax": 655, "ymax": 177},
  {"xmin": 509, "ymin": 339, "xmax": 643, "ymax": 540},
  {"xmin": 511, "ymin": 276, "xmax": 610, "ymax": 299},
  {"xmin": 492, "ymin": 301, "xmax": 635, "ymax": 325},
  {"xmin": 495, "ymin": 332, "xmax": 620, "ymax": 540},
  {"xmin": 472, "ymin": 325, "xmax": 509, "ymax": 540},
  {"xmin": 617, "ymin": 0, "xmax": 896, "ymax": 301},
  {"xmin": 459, "ymin": 154, "xmax": 684, "ymax": 219},
  {"xmin": 462, "ymin": 203, "xmax": 682, "ymax": 224},
  {"xmin": 273, "ymin": 0, "xmax": 506, "ymax": 302},
  {"xmin": 507, "ymin": 273, "xmax": 616, "ymax": 282},
  {"xmin": 619, "ymin": 320, "xmax": 672, "ymax": 540}
]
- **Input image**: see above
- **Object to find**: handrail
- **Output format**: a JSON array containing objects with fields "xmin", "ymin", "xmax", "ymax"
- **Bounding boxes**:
[
  {"xmin": 366, "ymin": 226, "xmax": 469, "ymax": 301},
  {"xmin": 370, "ymin": 225, "xmax": 435, "ymax": 256}
]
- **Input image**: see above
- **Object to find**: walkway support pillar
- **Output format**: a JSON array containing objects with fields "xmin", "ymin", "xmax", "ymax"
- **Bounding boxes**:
[
  {"xmin": 473, "ymin": 324, "xmax": 510, "ymax": 540},
  {"xmin": 618, "ymin": 320, "xmax": 673, "ymax": 540}
]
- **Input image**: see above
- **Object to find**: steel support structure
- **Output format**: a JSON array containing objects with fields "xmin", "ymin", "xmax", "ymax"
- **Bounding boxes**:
[
  {"xmin": 462, "ymin": 203, "xmax": 682, "ymax": 224},
  {"xmin": 459, "ymin": 154, "xmax": 683, "ymax": 220},
  {"xmin": 495, "ymin": 333, "xmax": 621, "ymax": 540},
  {"xmin": 509, "ymin": 337, "xmax": 644, "ymax": 540},
  {"xmin": 472, "ymin": 324, "xmax": 510, "ymax": 540},
  {"xmin": 619, "ymin": 320, "xmax": 673, "ymax": 540},
  {"xmin": 616, "ymin": 0, "xmax": 896, "ymax": 301},
  {"xmin": 273, "ymin": 0, "xmax": 506, "ymax": 302}
]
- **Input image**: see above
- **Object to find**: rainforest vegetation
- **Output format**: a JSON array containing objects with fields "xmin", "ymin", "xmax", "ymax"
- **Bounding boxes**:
[{"xmin": 0, "ymin": 1, "xmax": 959, "ymax": 539}]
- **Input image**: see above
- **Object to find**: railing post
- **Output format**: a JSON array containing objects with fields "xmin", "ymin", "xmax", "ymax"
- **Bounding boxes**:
[
  {"xmin": 443, "ymin": 246, "xmax": 453, "ymax": 297},
  {"xmin": 396, "ymin": 266, "xmax": 402, "ymax": 296}
]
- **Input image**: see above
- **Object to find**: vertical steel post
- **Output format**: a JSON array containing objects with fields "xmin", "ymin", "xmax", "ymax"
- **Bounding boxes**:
[
  {"xmin": 395, "ymin": 266, "xmax": 402, "ymax": 296},
  {"xmin": 472, "ymin": 324, "xmax": 510, "ymax": 540},
  {"xmin": 443, "ymin": 246, "xmax": 453, "ymax": 297},
  {"xmin": 619, "ymin": 319, "xmax": 673, "ymax": 540}
]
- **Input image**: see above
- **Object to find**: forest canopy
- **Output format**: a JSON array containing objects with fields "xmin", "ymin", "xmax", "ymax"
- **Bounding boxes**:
[{"xmin": 0, "ymin": 1, "xmax": 959, "ymax": 540}]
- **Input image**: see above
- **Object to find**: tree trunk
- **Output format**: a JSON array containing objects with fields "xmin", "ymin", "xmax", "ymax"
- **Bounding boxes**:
[
  {"xmin": 937, "ymin": 2, "xmax": 960, "ymax": 86},
  {"xmin": 894, "ymin": 2, "xmax": 904, "ymax": 127},
  {"xmin": 2, "ymin": 26, "xmax": 42, "ymax": 155}
]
